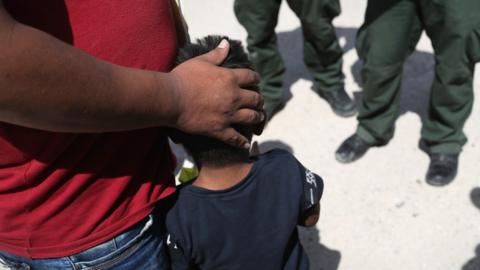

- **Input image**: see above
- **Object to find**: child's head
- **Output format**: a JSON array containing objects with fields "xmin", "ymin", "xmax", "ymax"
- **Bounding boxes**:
[
  {"xmin": 171, "ymin": 35, "xmax": 262, "ymax": 167},
  {"xmin": 175, "ymin": 35, "xmax": 255, "ymax": 71}
]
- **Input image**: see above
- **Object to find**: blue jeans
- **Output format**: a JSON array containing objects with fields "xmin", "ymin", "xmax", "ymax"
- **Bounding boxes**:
[{"xmin": 0, "ymin": 209, "xmax": 170, "ymax": 270}]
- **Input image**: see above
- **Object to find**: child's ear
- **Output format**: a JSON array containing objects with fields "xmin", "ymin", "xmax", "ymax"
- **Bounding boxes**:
[{"xmin": 249, "ymin": 141, "xmax": 260, "ymax": 157}]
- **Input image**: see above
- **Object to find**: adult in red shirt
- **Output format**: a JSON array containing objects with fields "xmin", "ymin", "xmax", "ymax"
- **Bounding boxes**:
[{"xmin": 0, "ymin": 0, "xmax": 264, "ymax": 269}]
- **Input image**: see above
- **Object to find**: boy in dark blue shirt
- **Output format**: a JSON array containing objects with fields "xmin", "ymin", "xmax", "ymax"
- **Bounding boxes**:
[{"xmin": 166, "ymin": 36, "xmax": 324, "ymax": 270}]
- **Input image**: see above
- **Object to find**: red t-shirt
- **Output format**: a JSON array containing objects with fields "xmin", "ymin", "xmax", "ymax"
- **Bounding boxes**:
[{"xmin": 0, "ymin": 0, "xmax": 178, "ymax": 258}]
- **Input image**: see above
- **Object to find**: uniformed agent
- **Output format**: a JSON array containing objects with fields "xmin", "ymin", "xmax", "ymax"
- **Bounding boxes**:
[
  {"xmin": 234, "ymin": 0, "xmax": 356, "ymax": 119},
  {"xmin": 335, "ymin": 0, "xmax": 480, "ymax": 186}
]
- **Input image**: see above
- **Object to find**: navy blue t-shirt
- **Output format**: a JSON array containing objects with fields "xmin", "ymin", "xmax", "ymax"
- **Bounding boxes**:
[{"xmin": 165, "ymin": 149, "xmax": 324, "ymax": 270}]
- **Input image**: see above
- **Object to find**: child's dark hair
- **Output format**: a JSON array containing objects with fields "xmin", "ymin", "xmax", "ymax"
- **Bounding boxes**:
[
  {"xmin": 170, "ymin": 35, "xmax": 259, "ymax": 167},
  {"xmin": 175, "ymin": 35, "xmax": 255, "ymax": 71}
]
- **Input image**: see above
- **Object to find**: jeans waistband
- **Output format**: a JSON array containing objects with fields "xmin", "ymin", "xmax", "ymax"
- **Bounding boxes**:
[
  {"xmin": 0, "ymin": 214, "xmax": 155, "ymax": 270},
  {"xmin": 68, "ymin": 214, "xmax": 153, "ymax": 264}
]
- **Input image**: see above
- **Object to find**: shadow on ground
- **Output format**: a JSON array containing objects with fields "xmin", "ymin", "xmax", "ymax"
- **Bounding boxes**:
[
  {"xmin": 463, "ymin": 245, "xmax": 480, "ymax": 270},
  {"xmin": 277, "ymin": 27, "xmax": 357, "ymax": 106},
  {"xmin": 259, "ymin": 140, "xmax": 341, "ymax": 270},
  {"xmin": 462, "ymin": 188, "xmax": 480, "ymax": 270},
  {"xmin": 298, "ymin": 226, "xmax": 342, "ymax": 270}
]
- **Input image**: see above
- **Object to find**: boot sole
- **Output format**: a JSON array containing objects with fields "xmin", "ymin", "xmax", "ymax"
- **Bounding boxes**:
[
  {"xmin": 335, "ymin": 151, "xmax": 366, "ymax": 164},
  {"xmin": 333, "ymin": 107, "xmax": 358, "ymax": 118},
  {"xmin": 426, "ymin": 173, "xmax": 457, "ymax": 187}
]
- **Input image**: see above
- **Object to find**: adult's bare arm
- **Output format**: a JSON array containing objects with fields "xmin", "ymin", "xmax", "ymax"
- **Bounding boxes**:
[{"xmin": 0, "ymin": 4, "xmax": 263, "ymax": 148}]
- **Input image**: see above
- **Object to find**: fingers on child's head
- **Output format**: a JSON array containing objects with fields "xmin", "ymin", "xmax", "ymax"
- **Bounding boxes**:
[
  {"xmin": 237, "ymin": 90, "xmax": 264, "ymax": 111},
  {"xmin": 233, "ymin": 69, "xmax": 260, "ymax": 86},
  {"xmin": 215, "ymin": 127, "xmax": 248, "ymax": 149}
]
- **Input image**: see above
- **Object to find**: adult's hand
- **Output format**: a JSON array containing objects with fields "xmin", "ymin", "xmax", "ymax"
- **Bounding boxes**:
[
  {"xmin": 0, "ymin": 4, "xmax": 263, "ymax": 139},
  {"xmin": 168, "ymin": 40, "xmax": 264, "ymax": 149}
]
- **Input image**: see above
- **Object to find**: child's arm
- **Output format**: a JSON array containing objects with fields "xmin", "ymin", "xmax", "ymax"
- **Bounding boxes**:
[{"xmin": 300, "ymin": 203, "xmax": 321, "ymax": 227}]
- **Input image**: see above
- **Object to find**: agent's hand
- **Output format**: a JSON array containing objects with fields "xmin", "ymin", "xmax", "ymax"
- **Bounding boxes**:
[{"xmin": 169, "ymin": 40, "xmax": 264, "ymax": 149}]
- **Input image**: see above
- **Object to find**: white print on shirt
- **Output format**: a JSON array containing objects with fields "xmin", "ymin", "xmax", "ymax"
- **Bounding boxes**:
[
  {"xmin": 305, "ymin": 169, "xmax": 317, "ymax": 188},
  {"xmin": 167, "ymin": 234, "xmax": 178, "ymax": 250},
  {"xmin": 305, "ymin": 169, "xmax": 317, "ymax": 206}
]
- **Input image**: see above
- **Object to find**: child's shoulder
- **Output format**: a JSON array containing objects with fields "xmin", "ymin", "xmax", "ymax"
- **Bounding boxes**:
[
  {"xmin": 256, "ymin": 148, "xmax": 301, "ymax": 170},
  {"xmin": 257, "ymin": 148, "xmax": 297, "ymax": 162},
  {"xmin": 166, "ymin": 183, "xmax": 199, "ymax": 218},
  {"xmin": 164, "ymin": 189, "xmax": 199, "ymax": 243},
  {"xmin": 252, "ymin": 148, "xmax": 309, "ymax": 185}
]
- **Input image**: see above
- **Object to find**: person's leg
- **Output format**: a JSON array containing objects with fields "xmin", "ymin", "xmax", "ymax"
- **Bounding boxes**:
[
  {"xmin": 336, "ymin": 0, "xmax": 422, "ymax": 163},
  {"xmin": 356, "ymin": 0, "xmax": 422, "ymax": 145},
  {"xmin": 467, "ymin": 26, "xmax": 480, "ymax": 64},
  {"xmin": 286, "ymin": 0, "xmax": 356, "ymax": 117},
  {"xmin": 233, "ymin": 0, "xmax": 285, "ymax": 119},
  {"xmin": 0, "ymin": 207, "xmax": 170, "ymax": 270},
  {"xmin": 419, "ymin": 0, "xmax": 480, "ymax": 185}
]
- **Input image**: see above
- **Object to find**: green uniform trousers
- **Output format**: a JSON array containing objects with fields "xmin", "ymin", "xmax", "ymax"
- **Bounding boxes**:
[
  {"xmin": 234, "ymin": 0, "xmax": 345, "ymax": 111},
  {"xmin": 356, "ymin": 0, "xmax": 480, "ymax": 154},
  {"xmin": 468, "ymin": 26, "xmax": 480, "ymax": 63}
]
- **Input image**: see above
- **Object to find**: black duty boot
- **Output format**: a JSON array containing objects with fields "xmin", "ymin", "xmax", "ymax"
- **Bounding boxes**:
[
  {"xmin": 335, "ymin": 134, "xmax": 372, "ymax": 163},
  {"xmin": 426, "ymin": 153, "xmax": 459, "ymax": 186},
  {"xmin": 318, "ymin": 88, "xmax": 357, "ymax": 117}
]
